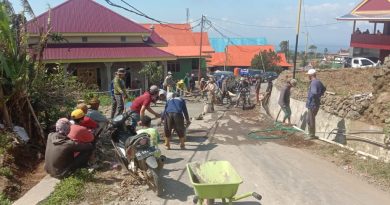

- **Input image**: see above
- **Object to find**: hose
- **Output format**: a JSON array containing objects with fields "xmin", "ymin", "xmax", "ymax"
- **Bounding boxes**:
[{"xmin": 247, "ymin": 122, "xmax": 299, "ymax": 140}]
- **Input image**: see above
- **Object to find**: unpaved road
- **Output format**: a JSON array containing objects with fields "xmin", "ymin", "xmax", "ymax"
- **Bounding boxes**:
[{"xmin": 145, "ymin": 100, "xmax": 390, "ymax": 205}]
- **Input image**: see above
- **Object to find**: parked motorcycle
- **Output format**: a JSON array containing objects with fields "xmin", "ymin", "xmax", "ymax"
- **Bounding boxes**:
[{"xmin": 101, "ymin": 111, "xmax": 166, "ymax": 196}]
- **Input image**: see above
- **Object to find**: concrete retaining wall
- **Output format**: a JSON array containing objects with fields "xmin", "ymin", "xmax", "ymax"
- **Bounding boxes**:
[{"xmin": 267, "ymin": 86, "xmax": 390, "ymax": 161}]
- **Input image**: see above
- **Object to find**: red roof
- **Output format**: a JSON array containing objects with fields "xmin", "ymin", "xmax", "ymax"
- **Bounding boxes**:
[
  {"xmin": 208, "ymin": 45, "xmax": 292, "ymax": 68},
  {"xmin": 142, "ymin": 24, "xmax": 214, "ymax": 57},
  {"xmin": 353, "ymin": 0, "xmax": 390, "ymax": 14},
  {"xmin": 27, "ymin": 0, "xmax": 150, "ymax": 34},
  {"xmin": 34, "ymin": 44, "xmax": 175, "ymax": 62}
]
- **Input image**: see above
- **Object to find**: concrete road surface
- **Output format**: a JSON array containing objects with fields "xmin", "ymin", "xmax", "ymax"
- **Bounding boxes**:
[{"xmin": 147, "ymin": 99, "xmax": 390, "ymax": 205}]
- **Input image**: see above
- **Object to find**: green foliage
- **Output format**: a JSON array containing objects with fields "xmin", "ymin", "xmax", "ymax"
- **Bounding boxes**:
[
  {"xmin": 0, "ymin": 193, "xmax": 11, "ymax": 205},
  {"xmin": 29, "ymin": 70, "xmax": 88, "ymax": 132},
  {"xmin": 0, "ymin": 133, "xmax": 12, "ymax": 155},
  {"xmin": 251, "ymin": 49, "xmax": 282, "ymax": 72},
  {"xmin": 0, "ymin": 167, "xmax": 12, "ymax": 178},
  {"xmin": 98, "ymin": 94, "xmax": 112, "ymax": 107},
  {"xmin": 139, "ymin": 62, "xmax": 163, "ymax": 85},
  {"xmin": 279, "ymin": 40, "xmax": 289, "ymax": 60},
  {"xmin": 300, "ymin": 55, "xmax": 308, "ymax": 67},
  {"xmin": 40, "ymin": 169, "xmax": 94, "ymax": 205}
]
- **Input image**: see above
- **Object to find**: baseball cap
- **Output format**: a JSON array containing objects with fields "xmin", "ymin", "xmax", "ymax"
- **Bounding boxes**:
[
  {"xmin": 306, "ymin": 69, "xmax": 316, "ymax": 75},
  {"xmin": 117, "ymin": 68, "xmax": 126, "ymax": 74}
]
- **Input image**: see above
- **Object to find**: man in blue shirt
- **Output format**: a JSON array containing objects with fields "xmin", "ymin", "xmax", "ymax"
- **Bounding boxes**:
[
  {"xmin": 162, "ymin": 92, "xmax": 191, "ymax": 149},
  {"xmin": 305, "ymin": 69, "xmax": 326, "ymax": 140}
]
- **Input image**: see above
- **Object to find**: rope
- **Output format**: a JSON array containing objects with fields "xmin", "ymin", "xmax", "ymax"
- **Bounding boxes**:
[{"xmin": 247, "ymin": 122, "xmax": 299, "ymax": 140}]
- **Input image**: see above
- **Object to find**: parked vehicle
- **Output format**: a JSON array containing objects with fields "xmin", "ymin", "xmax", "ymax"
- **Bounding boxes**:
[
  {"xmin": 260, "ymin": 72, "xmax": 278, "ymax": 82},
  {"xmin": 101, "ymin": 111, "xmax": 166, "ymax": 196},
  {"xmin": 351, "ymin": 57, "xmax": 379, "ymax": 68},
  {"xmin": 366, "ymin": 57, "xmax": 381, "ymax": 65}
]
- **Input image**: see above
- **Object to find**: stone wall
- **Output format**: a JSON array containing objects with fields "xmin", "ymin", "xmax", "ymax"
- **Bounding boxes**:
[{"xmin": 267, "ymin": 86, "xmax": 390, "ymax": 161}]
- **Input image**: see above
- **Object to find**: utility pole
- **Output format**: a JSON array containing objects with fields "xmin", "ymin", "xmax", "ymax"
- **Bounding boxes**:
[
  {"xmin": 304, "ymin": 32, "xmax": 309, "ymax": 57},
  {"xmin": 186, "ymin": 8, "xmax": 190, "ymax": 24},
  {"xmin": 292, "ymin": 0, "xmax": 303, "ymax": 79},
  {"xmin": 198, "ymin": 15, "xmax": 204, "ymax": 83},
  {"xmin": 287, "ymin": 40, "xmax": 290, "ymax": 62}
]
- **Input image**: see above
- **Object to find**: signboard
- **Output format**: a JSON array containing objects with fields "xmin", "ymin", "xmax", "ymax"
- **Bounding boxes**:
[{"xmin": 239, "ymin": 69, "xmax": 249, "ymax": 76}]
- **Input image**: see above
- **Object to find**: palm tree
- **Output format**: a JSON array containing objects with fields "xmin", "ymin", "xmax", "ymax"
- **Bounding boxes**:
[{"xmin": 279, "ymin": 40, "xmax": 289, "ymax": 61}]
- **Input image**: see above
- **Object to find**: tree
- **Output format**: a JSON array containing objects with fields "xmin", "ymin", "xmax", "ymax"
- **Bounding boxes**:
[
  {"xmin": 324, "ymin": 48, "xmax": 328, "ymax": 56},
  {"xmin": 251, "ymin": 49, "xmax": 281, "ymax": 72},
  {"xmin": 279, "ymin": 40, "xmax": 289, "ymax": 61},
  {"xmin": 308, "ymin": 45, "xmax": 317, "ymax": 58},
  {"xmin": 139, "ymin": 62, "xmax": 163, "ymax": 87}
]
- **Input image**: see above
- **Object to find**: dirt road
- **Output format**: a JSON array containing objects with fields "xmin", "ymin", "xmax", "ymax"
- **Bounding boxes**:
[{"xmin": 146, "ymin": 101, "xmax": 390, "ymax": 205}]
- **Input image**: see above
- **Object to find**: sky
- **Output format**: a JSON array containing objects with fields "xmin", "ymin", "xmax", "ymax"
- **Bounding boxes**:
[{"xmin": 11, "ymin": 0, "xmax": 374, "ymax": 52}]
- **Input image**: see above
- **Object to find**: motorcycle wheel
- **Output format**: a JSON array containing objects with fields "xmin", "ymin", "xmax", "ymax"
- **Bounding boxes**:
[{"xmin": 149, "ymin": 168, "xmax": 162, "ymax": 196}]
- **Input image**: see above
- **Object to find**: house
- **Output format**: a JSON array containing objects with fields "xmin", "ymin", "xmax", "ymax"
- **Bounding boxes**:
[
  {"xmin": 27, "ymin": 0, "xmax": 176, "ymax": 91},
  {"xmin": 208, "ymin": 45, "xmax": 291, "ymax": 71},
  {"xmin": 142, "ymin": 24, "xmax": 214, "ymax": 80},
  {"xmin": 338, "ymin": 0, "xmax": 390, "ymax": 61},
  {"xmin": 209, "ymin": 37, "xmax": 268, "ymax": 52}
]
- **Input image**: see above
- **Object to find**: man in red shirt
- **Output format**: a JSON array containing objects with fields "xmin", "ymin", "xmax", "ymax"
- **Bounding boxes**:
[
  {"xmin": 76, "ymin": 103, "xmax": 98, "ymax": 130},
  {"xmin": 130, "ymin": 85, "xmax": 161, "ymax": 126},
  {"xmin": 68, "ymin": 109, "xmax": 95, "ymax": 143}
]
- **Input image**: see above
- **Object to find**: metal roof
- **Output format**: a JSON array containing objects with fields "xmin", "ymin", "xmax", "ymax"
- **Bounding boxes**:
[{"xmin": 27, "ymin": 0, "xmax": 150, "ymax": 34}]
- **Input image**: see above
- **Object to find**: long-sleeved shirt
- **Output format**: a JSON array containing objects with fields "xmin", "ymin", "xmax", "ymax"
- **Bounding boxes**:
[
  {"xmin": 306, "ymin": 79, "xmax": 326, "ymax": 109},
  {"xmin": 45, "ymin": 132, "xmax": 93, "ymax": 178},
  {"xmin": 163, "ymin": 97, "xmax": 190, "ymax": 121},
  {"xmin": 113, "ymin": 76, "xmax": 128, "ymax": 97},
  {"xmin": 278, "ymin": 84, "xmax": 291, "ymax": 107}
]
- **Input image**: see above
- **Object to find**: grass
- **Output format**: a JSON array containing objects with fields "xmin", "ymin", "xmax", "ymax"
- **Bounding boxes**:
[
  {"xmin": 0, "ymin": 193, "xmax": 11, "ymax": 205},
  {"xmin": 98, "ymin": 94, "xmax": 136, "ymax": 107},
  {"xmin": 0, "ymin": 133, "xmax": 12, "ymax": 156},
  {"xmin": 40, "ymin": 169, "xmax": 94, "ymax": 205},
  {"xmin": 0, "ymin": 167, "xmax": 13, "ymax": 178}
]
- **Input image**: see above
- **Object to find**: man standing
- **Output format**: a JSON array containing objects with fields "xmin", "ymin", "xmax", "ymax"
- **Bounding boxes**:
[
  {"xmin": 306, "ymin": 69, "xmax": 326, "ymax": 140},
  {"xmin": 163, "ymin": 72, "xmax": 175, "ymax": 92},
  {"xmin": 163, "ymin": 92, "xmax": 191, "ymax": 150},
  {"xmin": 183, "ymin": 73, "xmax": 190, "ymax": 93},
  {"xmin": 278, "ymin": 79, "xmax": 297, "ymax": 125},
  {"xmin": 112, "ymin": 68, "xmax": 128, "ymax": 118},
  {"xmin": 130, "ymin": 85, "xmax": 161, "ymax": 127},
  {"xmin": 255, "ymin": 75, "xmax": 262, "ymax": 104},
  {"xmin": 203, "ymin": 77, "xmax": 217, "ymax": 112}
]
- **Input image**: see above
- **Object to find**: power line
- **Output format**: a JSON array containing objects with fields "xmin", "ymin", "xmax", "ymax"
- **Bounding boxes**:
[
  {"xmin": 104, "ymin": 0, "xmax": 198, "ymax": 31},
  {"xmin": 208, "ymin": 16, "xmax": 343, "ymax": 29}
]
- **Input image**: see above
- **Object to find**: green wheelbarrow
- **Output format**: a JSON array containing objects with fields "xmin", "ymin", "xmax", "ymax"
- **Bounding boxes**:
[{"xmin": 187, "ymin": 161, "xmax": 262, "ymax": 205}]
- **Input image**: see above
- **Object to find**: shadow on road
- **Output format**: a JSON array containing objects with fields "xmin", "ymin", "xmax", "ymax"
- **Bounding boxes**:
[{"xmin": 159, "ymin": 174, "xmax": 193, "ymax": 202}]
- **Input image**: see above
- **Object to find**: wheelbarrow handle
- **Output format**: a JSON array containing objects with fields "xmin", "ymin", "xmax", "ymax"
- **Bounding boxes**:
[{"xmin": 232, "ymin": 192, "xmax": 262, "ymax": 202}]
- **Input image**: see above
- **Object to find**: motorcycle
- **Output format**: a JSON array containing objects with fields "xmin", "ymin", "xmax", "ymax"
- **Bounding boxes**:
[{"xmin": 101, "ymin": 111, "xmax": 166, "ymax": 196}]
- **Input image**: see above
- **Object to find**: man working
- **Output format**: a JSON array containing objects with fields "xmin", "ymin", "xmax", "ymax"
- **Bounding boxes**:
[
  {"xmin": 306, "ymin": 69, "xmax": 326, "ymax": 140},
  {"xmin": 203, "ymin": 77, "xmax": 217, "ymax": 112},
  {"xmin": 111, "ymin": 68, "xmax": 128, "ymax": 118},
  {"xmin": 278, "ymin": 79, "xmax": 297, "ymax": 125},
  {"xmin": 130, "ymin": 85, "xmax": 161, "ymax": 127},
  {"xmin": 163, "ymin": 72, "xmax": 175, "ymax": 92},
  {"xmin": 45, "ymin": 118, "xmax": 94, "ymax": 179},
  {"xmin": 163, "ymin": 92, "xmax": 191, "ymax": 150}
]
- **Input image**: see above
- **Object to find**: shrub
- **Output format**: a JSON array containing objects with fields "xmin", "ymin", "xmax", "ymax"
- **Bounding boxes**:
[{"xmin": 0, "ymin": 193, "xmax": 11, "ymax": 205}]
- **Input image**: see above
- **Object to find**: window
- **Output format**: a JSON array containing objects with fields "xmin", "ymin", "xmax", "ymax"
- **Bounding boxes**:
[
  {"xmin": 192, "ymin": 59, "xmax": 199, "ymax": 70},
  {"xmin": 81, "ymin": 37, "xmax": 88, "ymax": 42},
  {"xmin": 361, "ymin": 59, "xmax": 373, "ymax": 66},
  {"xmin": 120, "ymin": 36, "xmax": 126, "ymax": 42},
  {"xmin": 167, "ymin": 61, "xmax": 180, "ymax": 73},
  {"xmin": 353, "ymin": 60, "xmax": 359, "ymax": 64}
]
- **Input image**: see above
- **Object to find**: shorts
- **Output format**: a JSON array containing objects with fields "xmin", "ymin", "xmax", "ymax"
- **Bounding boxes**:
[{"xmin": 164, "ymin": 112, "xmax": 185, "ymax": 138}]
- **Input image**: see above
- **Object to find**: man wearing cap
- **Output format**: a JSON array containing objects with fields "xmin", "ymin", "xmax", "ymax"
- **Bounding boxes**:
[
  {"xmin": 111, "ymin": 68, "xmax": 128, "ymax": 118},
  {"xmin": 278, "ymin": 79, "xmax": 297, "ymax": 125},
  {"xmin": 130, "ymin": 85, "xmax": 161, "ymax": 127},
  {"xmin": 306, "ymin": 69, "xmax": 326, "ymax": 139},
  {"xmin": 45, "ymin": 118, "xmax": 94, "ymax": 179},
  {"xmin": 68, "ymin": 109, "xmax": 95, "ymax": 143},
  {"xmin": 76, "ymin": 103, "xmax": 98, "ymax": 131},
  {"xmin": 163, "ymin": 72, "xmax": 175, "ymax": 92}
]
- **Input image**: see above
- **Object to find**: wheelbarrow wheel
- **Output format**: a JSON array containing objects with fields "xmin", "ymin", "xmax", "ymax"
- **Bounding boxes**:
[
  {"xmin": 193, "ymin": 196, "xmax": 198, "ymax": 204},
  {"xmin": 252, "ymin": 192, "xmax": 262, "ymax": 200}
]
